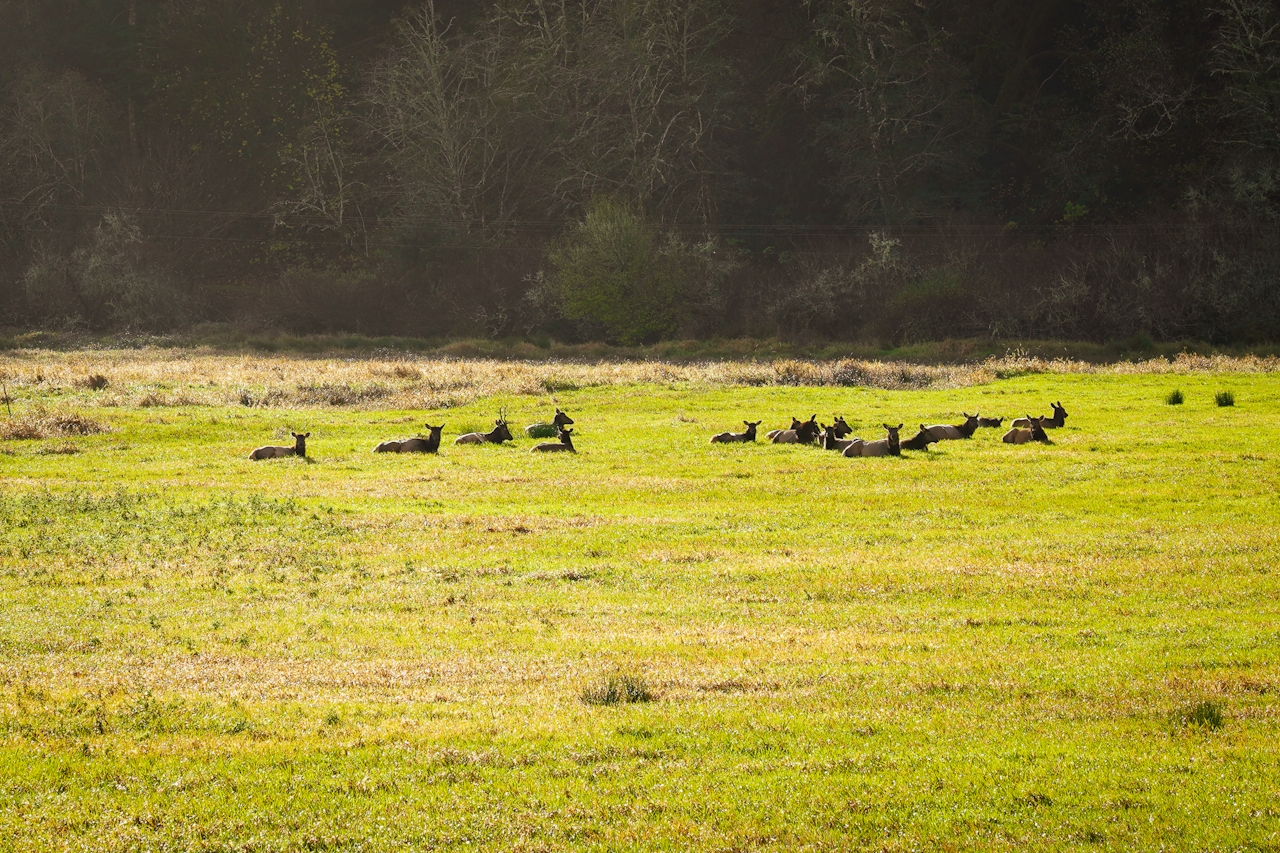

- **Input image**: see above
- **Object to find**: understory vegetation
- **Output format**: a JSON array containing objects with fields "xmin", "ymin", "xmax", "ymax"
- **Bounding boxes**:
[
  {"xmin": 0, "ymin": 349, "xmax": 1277, "ymax": 849},
  {"xmin": 3, "ymin": 1, "xmax": 1280, "ymax": 343}
]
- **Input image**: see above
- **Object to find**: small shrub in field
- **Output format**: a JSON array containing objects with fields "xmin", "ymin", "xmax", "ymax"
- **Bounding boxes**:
[
  {"xmin": 1215, "ymin": 391, "xmax": 1235, "ymax": 407},
  {"xmin": 1166, "ymin": 389, "xmax": 1184, "ymax": 405},
  {"xmin": 580, "ymin": 674, "xmax": 654, "ymax": 706},
  {"xmin": 1177, "ymin": 700, "xmax": 1225, "ymax": 730}
]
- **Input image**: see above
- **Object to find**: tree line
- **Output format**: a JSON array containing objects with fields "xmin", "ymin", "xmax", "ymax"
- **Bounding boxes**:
[{"xmin": 1, "ymin": 0, "xmax": 1277, "ymax": 343}]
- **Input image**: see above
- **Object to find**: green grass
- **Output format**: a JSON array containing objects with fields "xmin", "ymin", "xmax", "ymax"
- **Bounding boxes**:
[{"xmin": 1, "ymin": 356, "xmax": 1278, "ymax": 850}]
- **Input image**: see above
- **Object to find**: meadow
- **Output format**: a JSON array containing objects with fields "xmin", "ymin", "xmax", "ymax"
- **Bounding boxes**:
[{"xmin": 1, "ymin": 348, "xmax": 1278, "ymax": 852}]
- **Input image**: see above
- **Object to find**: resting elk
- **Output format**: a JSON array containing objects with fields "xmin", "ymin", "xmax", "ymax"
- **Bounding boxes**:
[
  {"xmin": 374, "ymin": 423, "xmax": 444, "ymax": 453},
  {"xmin": 1002, "ymin": 416, "xmax": 1051, "ymax": 444},
  {"xmin": 1013, "ymin": 402, "xmax": 1068, "ymax": 429},
  {"xmin": 249, "ymin": 432, "xmax": 309, "ymax": 460},
  {"xmin": 711, "ymin": 421, "xmax": 762, "ymax": 443},
  {"xmin": 525, "ymin": 408, "xmax": 574, "ymax": 439},
  {"xmin": 455, "ymin": 413, "xmax": 514, "ymax": 445},
  {"xmin": 531, "ymin": 426, "xmax": 576, "ymax": 453},
  {"xmin": 843, "ymin": 424, "xmax": 902, "ymax": 457},
  {"xmin": 923, "ymin": 413, "xmax": 979, "ymax": 441}
]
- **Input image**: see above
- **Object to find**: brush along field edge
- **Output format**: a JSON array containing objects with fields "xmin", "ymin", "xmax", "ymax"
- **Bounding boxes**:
[{"xmin": 0, "ymin": 352, "xmax": 1278, "ymax": 851}]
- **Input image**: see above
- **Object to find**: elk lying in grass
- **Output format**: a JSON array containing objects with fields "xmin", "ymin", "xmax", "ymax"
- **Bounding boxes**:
[
  {"xmin": 843, "ymin": 424, "xmax": 902, "ymax": 457},
  {"xmin": 711, "ymin": 420, "xmax": 762, "ymax": 443},
  {"xmin": 976, "ymin": 415, "xmax": 1004, "ymax": 428},
  {"xmin": 525, "ymin": 408, "xmax": 574, "ymax": 438},
  {"xmin": 770, "ymin": 415, "xmax": 820, "ymax": 444},
  {"xmin": 1002, "ymin": 416, "xmax": 1051, "ymax": 444},
  {"xmin": 455, "ymin": 413, "xmax": 514, "ymax": 445},
  {"xmin": 900, "ymin": 425, "xmax": 940, "ymax": 451},
  {"xmin": 1013, "ymin": 402, "xmax": 1067, "ymax": 429},
  {"xmin": 820, "ymin": 423, "xmax": 860, "ymax": 452},
  {"xmin": 249, "ymin": 432, "xmax": 309, "ymax": 460},
  {"xmin": 375, "ymin": 423, "xmax": 444, "ymax": 453},
  {"xmin": 923, "ymin": 413, "xmax": 979, "ymax": 441},
  {"xmin": 829, "ymin": 416, "xmax": 853, "ymax": 438},
  {"xmin": 531, "ymin": 426, "xmax": 575, "ymax": 452}
]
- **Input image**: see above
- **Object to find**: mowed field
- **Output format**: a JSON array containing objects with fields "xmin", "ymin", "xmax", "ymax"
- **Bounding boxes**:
[{"xmin": 1, "ymin": 349, "xmax": 1278, "ymax": 852}]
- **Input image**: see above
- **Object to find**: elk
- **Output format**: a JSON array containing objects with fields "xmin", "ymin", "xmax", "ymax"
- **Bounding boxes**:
[
  {"xmin": 976, "ymin": 415, "xmax": 1004, "ymax": 428},
  {"xmin": 525, "ymin": 408, "xmax": 574, "ymax": 438},
  {"xmin": 923, "ymin": 413, "xmax": 979, "ymax": 441},
  {"xmin": 455, "ymin": 413, "xmax": 514, "ymax": 445},
  {"xmin": 765, "ymin": 417, "xmax": 804, "ymax": 441},
  {"xmin": 900, "ymin": 425, "xmax": 940, "ymax": 451},
  {"xmin": 531, "ymin": 426, "xmax": 576, "ymax": 452},
  {"xmin": 843, "ymin": 424, "xmax": 902, "ymax": 457},
  {"xmin": 1002, "ymin": 416, "xmax": 1051, "ymax": 444},
  {"xmin": 711, "ymin": 420, "xmax": 762, "ymax": 443},
  {"xmin": 829, "ymin": 416, "xmax": 853, "ymax": 438},
  {"xmin": 1013, "ymin": 402, "xmax": 1068, "ymax": 429},
  {"xmin": 820, "ymin": 423, "xmax": 859, "ymax": 452},
  {"xmin": 770, "ymin": 415, "xmax": 820, "ymax": 444},
  {"xmin": 374, "ymin": 423, "xmax": 444, "ymax": 453},
  {"xmin": 249, "ymin": 432, "xmax": 309, "ymax": 460}
]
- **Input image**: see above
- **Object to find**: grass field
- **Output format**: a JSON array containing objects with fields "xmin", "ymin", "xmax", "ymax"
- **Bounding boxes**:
[{"xmin": 1, "ymin": 348, "xmax": 1278, "ymax": 851}]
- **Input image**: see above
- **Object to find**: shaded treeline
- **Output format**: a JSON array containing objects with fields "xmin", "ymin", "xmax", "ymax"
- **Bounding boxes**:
[{"xmin": 1, "ymin": 0, "xmax": 1277, "ymax": 343}]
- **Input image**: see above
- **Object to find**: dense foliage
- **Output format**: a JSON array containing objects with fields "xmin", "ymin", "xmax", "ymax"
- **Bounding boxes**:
[{"xmin": 2, "ymin": 0, "xmax": 1278, "ymax": 342}]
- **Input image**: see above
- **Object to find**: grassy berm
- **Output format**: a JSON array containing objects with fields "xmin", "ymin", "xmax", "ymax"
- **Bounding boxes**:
[{"xmin": 1, "ymin": 349, "xmax": 1278, "ymax": 851}]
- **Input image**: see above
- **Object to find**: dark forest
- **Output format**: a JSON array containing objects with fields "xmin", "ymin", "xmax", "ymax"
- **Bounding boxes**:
[{"xmin": 2, "ymin": 0, "xmax": 1278, "ymax": 344}]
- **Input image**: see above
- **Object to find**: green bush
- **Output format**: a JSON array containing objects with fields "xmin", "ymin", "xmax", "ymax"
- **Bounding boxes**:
[
  {"xmin": 1166, "ymin": 389, "xmax": 1184, "ymax": 405},
  {"xmin": 580, "ymin": 674, "xmax": 654, "ymax": 706},
  {"xmin": 547, "ymin": 198, "xmax": 691, "ymax": 345},
  {"xmin": 1215, "ymin": 390, "xmax": 1235, "ymax": 407}
]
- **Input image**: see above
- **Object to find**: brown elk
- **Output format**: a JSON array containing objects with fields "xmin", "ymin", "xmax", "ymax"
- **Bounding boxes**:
[
  {"xmin": 375, "ymin": 423, "xmax": 444, "ymax": 453},
  {"xmin": 1002, "ymin": 416, "xmax": 1051, "ymax": 444},
  {"xmin": 976, "ymin": 415, "xmax": 1004, "ymax": 428},
  {"xmin": 711, "ymin": 420, "xmax": 762, "ymax": 443},
  {"xmin": 820, "ymin": 423, "xmax": 859, "ymax": 452},
  {"xmin": 770, "ymin": 415, "xmax": 820, "ymax": 444},
  {"xmin": 923, "ymin": 413, "xmax": 979, "ymax": 441},
  {"xmin": 900, "ymin": 425, "xmax": 940, "ymax": 451},
  {"xmin": 1013, "ymin": 402, "xmax": 1067, "ymax": 429},
  {"xmin": 249, "ymin": 432, "xmax": 309, "ymax": 460},
  {"xmin": 525, "ymin": 408, "xmax": 574, "ymax": 438},
  {"xmin": 531, "ymin": 426, "xmax": 576, "ymax": 453},
  {"xmin": 843, "ymin": 424, "xmax": 902, "ymax": 457},
  {"xmin": 455, "ymin": 413, "xmax": 514, "ymax": 445}
]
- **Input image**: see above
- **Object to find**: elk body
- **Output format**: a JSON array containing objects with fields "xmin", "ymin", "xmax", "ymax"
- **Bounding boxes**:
[
  {"xmin": 375, "ymin": 423, "xmax": 444, "ymax": 453},
  {"xmin": 923, "ymin": 413, "xmax": 979, "ymax": 441},
  {"xmin": 455, "ymin": 415, "xmax": 514, "ymax": 445},
  {"xmin": 249, "ymin": 432, "xmax": 309, "ymax": 460},
  {"xmin": 1003, "ymin": 416, "xmax": 1051, "ymax": 444},
  {"xmin": 976, "ymin": 416, "xmax": 1004, "ymax": 428},
  {"xmin": 531, "ymin": 426, "xmax": 576, "ymax": 452},
  {"xmin": 1013, "ymin": 402, "xmax": 1068, "ymax": 429},
  {"xmin": 770, "ymin": 415, "xmax": 820, "ymax": 444},
  {"xmin": 843, "ymin": 424, "xmax": 902, "ymax": 457},
  {"xmin": 899, "ymin": 425, "xmax": 940, "ymax": 451},
  {"xmin": 711, "ymin": 420, "xmax": 762, "ymax": 443},
  {"xmin": 525, "ymin": 409, "xmax": 574, "ymax": 438}
]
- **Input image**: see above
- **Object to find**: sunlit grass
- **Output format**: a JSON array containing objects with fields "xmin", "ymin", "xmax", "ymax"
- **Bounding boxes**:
[{"xmin": 1, "ymin": 350, "xmax": 1278, "ymax": 850}]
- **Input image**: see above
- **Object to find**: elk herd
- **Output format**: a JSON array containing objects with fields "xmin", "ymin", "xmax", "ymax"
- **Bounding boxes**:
[
  {"xmin": 249, "ymin": 409, "xmax": 576, "ymax": 459},
  {"xmin": 248, "ymin": 402, "xmax": 1069, "ymax": 460},
  {"xmin": 708, "ymin": 401, "xmax": 1068, "ymax": 458}
]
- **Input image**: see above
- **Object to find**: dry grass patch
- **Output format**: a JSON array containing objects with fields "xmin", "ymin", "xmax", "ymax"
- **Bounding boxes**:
[{"xmin": 0, "ymin": 409, "xmax": 110, "ymax": 440}]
